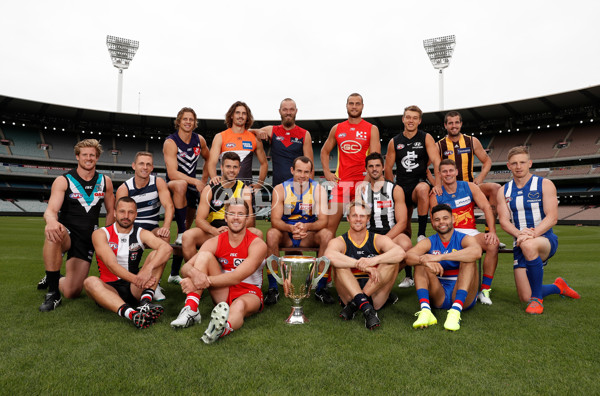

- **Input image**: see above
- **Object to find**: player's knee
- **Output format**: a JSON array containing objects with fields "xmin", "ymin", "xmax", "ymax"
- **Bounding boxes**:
[
  {"xmin": 82, "ymin": 276, "xmax": 98, "ymax": 292},
  {"xmin": 250, "ymin": 227, "xmax": 263, "ymax": 239}
]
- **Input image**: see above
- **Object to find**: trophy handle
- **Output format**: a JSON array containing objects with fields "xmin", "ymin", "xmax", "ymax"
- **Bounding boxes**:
[
  {"xmin": 266, "ymin": 255, "xmax": 284, "ymax": 285},
  {"xmin": 311, "ymin": 256, "xmax": 331, "ymax": 287}
]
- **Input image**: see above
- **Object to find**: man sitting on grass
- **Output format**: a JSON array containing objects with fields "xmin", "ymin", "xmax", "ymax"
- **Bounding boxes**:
[
  {"xmin": 84, "ymin": 197, "xmax": 172, "ymax": 329},
  {"xmin": 171, "ymin": 198, "xmax": 267, "ymax": 344},
  {"xmin": 407, "ymin": 204, "xmax": 481, "ymax": 331}
]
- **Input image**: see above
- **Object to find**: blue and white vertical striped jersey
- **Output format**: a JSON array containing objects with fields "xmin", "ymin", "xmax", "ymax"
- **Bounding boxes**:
[
  {"xmin": 503, "ymin": 175, "xmax": 550, "ymax": 232},
  {"xmin": 125, "ymin": 175, "xmax": 161, "ymax": 231}
]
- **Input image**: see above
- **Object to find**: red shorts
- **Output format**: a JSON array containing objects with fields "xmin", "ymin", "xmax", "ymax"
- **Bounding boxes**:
[
  {"xmin": 227, "ymin": 282, "xmax": 264, "ymax": 311},
  {"xmin": 330, "ymin": 179, "xmax": 362, "ymax": 204}
]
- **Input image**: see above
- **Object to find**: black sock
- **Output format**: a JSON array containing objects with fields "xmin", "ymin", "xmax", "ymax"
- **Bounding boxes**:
[
  {"xmin": 171, "ymin": 255, "xmax": 183, "ymax": 276},
  {"xmin": 353, "ymin": 293, "xmax": 373, "ymax": 312},
  {"xmin": 418, "ymin": 215, "xmax": 428, "ymax": 236},
  {"xmin": 405, "ymin": 266, "xmax": 413, "ymax": 278},
  {"xmin": 46, "ymin": 270, "xmax": 61, "ymax": 293},
  {"xmin": 140, "ymin": 288, "xmax": 154, "ymax": 303}
]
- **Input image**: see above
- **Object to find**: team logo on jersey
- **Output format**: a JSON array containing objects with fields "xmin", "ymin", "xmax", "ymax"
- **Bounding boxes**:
[
  {"xmin": 233, "ymin": 258, "xmax": 244, "ymax": 267},
  {"xmin": 376, "ymin": 200, "xmax": 393, "ymax": 209},
  {"xmin": 129, "ymin": 251, "xmax": 139, "ymax": 261},
  {"xmin": 275, "ymin": 136, "xmax": 285, "ymax": 141},
  {"xmin": 219, "ymin": 258, "xmax": 228, "ymax": 265},
  {"xmin": 505, "ymin": 197, "xmax": 512, "ymax": 203},
  {"xmin": 193, "ymin": 147, "xmax": 201, "ymax": 155},
  {"xmin": 356, "ymin": 131, "xmax": 367, "ymax": 140},
  {"xmin": 340, "ymin": 140, "xmax": 362, "ymax": 154},
  {"xmin": 401, "ymin": 151, "xmax": 419, "ymax": 172},
  {"xmin": 109, "ymin": 242, "xmax": 118, "ymax": 250},
  {"xmin": 337, "ymin": 133, "xmax": 347, "ymax": 138},
  {"xmin": 396, "ymin": 144, "xmax": 405, "ymax": 150},
  {"xmin": 528, "ymin": 192, "xmax": 540, "ymax": 199},
  {"xmin": 69, "ymin": 193, "xmax": 83, "ymax": 199},
  {"xmin": 211, "ymin": 199, "xmax": 224, "ymax": 207},
  {"xmin": 94, "ymin": 192, "xmax": 105, "ymax": 197},
  {"xmin": 432, "ymin": 250, "xmax": 441, "ymax": 255},
  {"xmin": 226, "ymin": 143, "xmax": 236, "ymax": 148},
  {"xmin": 242, "ymin": 141, "xmax": 253, "ymax": 150},
  {"xmin": 444, "ymin": 150, "xmax": 454, "ymax": 156}
]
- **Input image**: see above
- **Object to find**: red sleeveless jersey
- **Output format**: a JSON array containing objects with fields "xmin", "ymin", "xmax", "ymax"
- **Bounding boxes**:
[
  {"xmin": 335, "ymin": 120, "xmax": 372, "ymax": 181},
  {"xmin": 215, "ymin": 229, "xmax": 262, "ymax": 287}
]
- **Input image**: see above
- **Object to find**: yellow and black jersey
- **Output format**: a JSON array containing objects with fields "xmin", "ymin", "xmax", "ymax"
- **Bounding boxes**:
[{"xmin": 437, "ymin": 134, "xmax": 474, "ymax": 182}]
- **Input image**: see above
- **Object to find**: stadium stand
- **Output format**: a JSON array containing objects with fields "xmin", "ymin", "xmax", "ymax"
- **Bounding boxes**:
[
  {"xmin": 557, "ymin": 205, "xmax": 587, "ymax": 220},
  {"xmin": 1, "ymin": 126, "xmax": 46, "ymax": 158},
  {"xmin": 556, "ymin": 125, "xmax": 600, "ymax": 158},
  {"xmin": 44, "ymin": 132, "xmax": 79, "ymax": 160},
  {"xmin": 551, "ymin": 165, "xmax": 592, "ymax": 178},
  {"xmin": 147, "ymin": 138, "xmax": 166, "ymax": 166},
  {"xmin": 564, "ymin": 206, "xmax": 600, "ymax": 221},
  {"xmin": 0, "ymin": 199, "xmax": 22, "ymax": 212},
  {"xmin": 527, "ymin": 128, "xmax": 570, "ymax": 160},
  {"xmin": 114, "ymin": 136, "xmax": 140, "ymax": 164},
  {"xmin": 14, "ymin": 199, "xmax": 47, "ymax": 213},
  {"xmin": 487, "ymin": 133, "xmax": 529, "ymax": 163}
]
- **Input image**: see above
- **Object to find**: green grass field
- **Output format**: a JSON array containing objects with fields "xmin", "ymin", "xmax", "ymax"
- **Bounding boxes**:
[{"xmin": 0, "ymin": 217, "xmax": 597, "ymax": 395}]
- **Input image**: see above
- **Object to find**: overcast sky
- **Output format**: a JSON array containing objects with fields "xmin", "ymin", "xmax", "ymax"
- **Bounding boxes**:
[{"xmin": 1, "ymin": 1, "xmax": 599, "ymax": 122}]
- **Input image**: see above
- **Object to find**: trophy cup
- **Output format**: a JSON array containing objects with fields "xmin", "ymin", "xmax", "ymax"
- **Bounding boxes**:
[{"xmin": 266, "ymin": 254, "xmax": 330, "ymax": 324}]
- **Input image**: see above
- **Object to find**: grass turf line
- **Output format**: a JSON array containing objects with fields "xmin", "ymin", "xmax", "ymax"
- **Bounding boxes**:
[{"xmin": 0, "ymin": 217, "xmax": 596, "ymax": 395}]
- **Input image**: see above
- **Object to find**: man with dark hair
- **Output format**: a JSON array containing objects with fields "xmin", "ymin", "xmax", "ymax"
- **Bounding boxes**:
[
  {"xmin": 163, "ymin": 107, "xmax": 211, "ymax": 284},
  {"xmin": 321, "ymin": 93, "xmax": 381, "ymax": 236},
  {"xmin": 83, "ymin": 197, "xmax": 172, "ymax": 328},
  {"xmin": 39, "ymin": 138, "xmax": 115, "ymax": 311},
  {"xmin": 497, "ymin": 146, "xmax": 580, "ymax": 315},
  {"xmin": 265, "ymin": 156, "xmax": 333, "ymax": 305},
  {"xmin": 171, "ymin": 198, "xmax": 267, "ymax": 344},
  {"xmin": 181, "ymin": 151, "xmax": 261, "ymax": 261},
  {"xmin": 407, "ymin": 204, "xmax": 481, "ymax": 331},
  {"xmin": 325, "ymin": 201, "xmax": 406, "ymax": 330},
  {"xmin": 384, "ymin": 105, "xmax": 441, "ymax": 288},
  {"xmin": 430, "ymin": 159, "xmax": 499, "ymax": 305},
  {"xmin": 251, "ymin": 98, "xmax": 315, "ymax": 186},
  {"xmin": 436, "ymin": 110, "xmax": 503, "ymax": 245},
  {"xmin": 116, "ymin": 151, "xmax": 174, "ymax": 300}
]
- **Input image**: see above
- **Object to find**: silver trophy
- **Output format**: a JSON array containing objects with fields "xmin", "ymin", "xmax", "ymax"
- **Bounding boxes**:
[{"xmin": 266, "ymin": 254, "xmax": 330, "ymax": 324}]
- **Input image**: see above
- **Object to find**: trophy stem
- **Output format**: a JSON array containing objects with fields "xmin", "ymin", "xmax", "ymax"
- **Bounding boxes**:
[{"xmin": 285, "ymin": 305, "xmax": 309, "ymax": 324}]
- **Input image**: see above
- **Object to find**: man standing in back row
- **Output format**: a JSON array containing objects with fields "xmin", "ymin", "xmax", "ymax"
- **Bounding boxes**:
[{"xmin": 321, "ymin": 93, "xmax": 380, "ymax": 236}]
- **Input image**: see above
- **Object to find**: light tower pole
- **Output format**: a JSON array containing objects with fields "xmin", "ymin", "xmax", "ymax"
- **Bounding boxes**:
[
  {"xmin": 423, "ymin": 35, "xmax": 456, "ymax": 111},
  {"xmin": 106, "ymin": 35, "xmax": 139, "ymax": 112}
]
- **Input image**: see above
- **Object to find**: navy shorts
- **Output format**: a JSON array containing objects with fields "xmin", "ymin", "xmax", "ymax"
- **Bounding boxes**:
[
  {"xmin": 107, "ymin": 279, "xmax": 139, "ymax": 306},
  {"xmin": 436, "ymin": 278, "xmax": 476, "ymax": 311}
]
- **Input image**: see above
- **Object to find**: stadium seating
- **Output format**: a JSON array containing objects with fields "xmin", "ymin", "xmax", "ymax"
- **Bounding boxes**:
[
  {"xmin": 0, "ymin": 199, "xmax": 22, "ymax": 212},
  {"xmin": 556, "ymin": 125, "xmax": 600, "ymax": 158},
  {"xmin": 550, "ymin": 165, "xmax": 592, "ymax": 177},
  {"xmin": 44, "ymin": 133, "xmax": 79, "ymax": 160},
  {"xmin": 527, "ymin": 128, "xmax": 570, "ymax": 160},
  {"xmin": 487, "ymin": 133, "xmax": 529, "ymax": 163},
  {"xmin": 14, "ymin": 199, "xmax": 48, "ymax": 213},
  {"xmin": 1, "ymin": 126, "xmax": 46, "ymax": 158},
  {"xmin": 564, "ymin": 206, "xmax": 600, "ymax": 221}
]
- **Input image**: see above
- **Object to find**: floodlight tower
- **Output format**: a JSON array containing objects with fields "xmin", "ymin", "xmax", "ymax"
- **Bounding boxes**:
[
  {"xmin": 423, "ymin": 35, "xmax": 456, "ymax": 110},
  {"xmin": 106, "ymin": 35, "xmax": 139, "ymax": 112}
]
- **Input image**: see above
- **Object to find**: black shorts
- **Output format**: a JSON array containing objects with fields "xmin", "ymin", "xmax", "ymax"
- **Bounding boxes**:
[
  {"xmin": 65, "ymin": 226, "xmax": 95, "ymax": 263},
  {"xmin": 186, "ymin": 188, "xmax": 200, "ymax": 209},
  {"xmin": 397, "ymin": 180, "xmax": 429, "ymax": 207},
  {"xmin": 107, "ymin": 279, "xmax": 139, "ymax": 306}
]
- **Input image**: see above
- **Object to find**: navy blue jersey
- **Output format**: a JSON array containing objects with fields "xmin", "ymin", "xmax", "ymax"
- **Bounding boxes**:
[
  {"xmin": 125, "ymin": 175, "xmax": 160, "ymax": 231},
  {"xmin": 271, "ymin": 125, "xmax": 307, "ymax": 186},
  {"xmin": 165, "ymin": 132, "xmax": 202, "ymax": 191}
]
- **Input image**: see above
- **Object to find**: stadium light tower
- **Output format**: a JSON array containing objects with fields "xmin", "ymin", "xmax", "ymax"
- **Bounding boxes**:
[
  {"xmin": 423, "ymin": 35, "xmax": 456, "ymax": 111},
  {"xmin": 106, "ymin": 35, "xmax": 139, "ymax": 112}
]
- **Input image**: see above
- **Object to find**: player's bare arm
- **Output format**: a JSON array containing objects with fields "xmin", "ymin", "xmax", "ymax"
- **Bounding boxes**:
[
  {"xmin": 387, "ymin": 185, "xmax": 408, "ymax": 239},
  {"xmin": 206, "ymin": 133, "xmax": 223, "ymax": 183},
  {"xmin": 44, "ymin": 177, "xmax": 68, "ymax": 243},
  {"xmin": 469, "ymin": 182, "xmax": 499, "ymax": 245},
  {"xmin": 369, "ymin": 125, "xmax": 381, "ymax": 154},
  {"xmin": 421, "ymin": 235, "xmax": 482, "ymax": 265},
  {"xmin": 532, "ymin": 179, "xmax": 558, "ymax": 238},
  {"xmin": 254, "ymin": 138, "xmax": 268, "ymax": 189},
  {"xmin": 199, "ymin": 135, "xmax": 211, "ymax": 185},
  {"xmin": 356, "ymin": 234, "xmax": 405, "ymax": 269},
  {"xmin": 325, "ymin": 237, "xmax": 359, "ymax": 268},
  {"xmin": 196, "ymin": 185, "xmax": 225, "ymax": 236},
  {"xmin": 497, "ymin": 187, "xmax": 522, "ymax": 239},
  {"xmin": 425, "ymin": 134, "xmax": 442, "ymax": 194},
  {"xmin": 249, "ymin": 125, "xmax": 273, "ymax": 141},
  {"xmin": 156, "ymin": 177, "xmax": 174, "ymax": 236},
  {"xmin": 305, "ymin": 184, "xmax": 328, "ymax": 232},
  {"xmin": 472, "ymin": 137, "xmax": 492, "ymax": 184},
  {"xmin": 303, "ymin": 130, "xmax": 315, "ymax": 180},
  {"xmin": 384, "ymin": 139, "xmax": 396, "ymax": 182},
  {"xmin": 207, "ymin": 238, "xmax": 267, "ymax": 288},
  {"xmin": 320, "ymin": 125, "xmax": 339, "ymax": 182},
  {"xmin": 270, "ymin": 184, "xmax": 294, "ymax": 233}
]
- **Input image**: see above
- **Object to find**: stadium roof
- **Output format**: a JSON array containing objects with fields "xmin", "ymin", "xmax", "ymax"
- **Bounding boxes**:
[{"xmin": 1, "ymin": 85, "xmax": 599, "ymax": 138}]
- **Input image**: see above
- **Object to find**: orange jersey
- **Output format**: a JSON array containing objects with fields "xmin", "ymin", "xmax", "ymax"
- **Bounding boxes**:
[
  {"xmin": 219, "ymin": 128, "xmax": 257, "ymax": 181},
  {"xmin": 334, "ymin": 120, "xmax": 372, "ymax": 181}
]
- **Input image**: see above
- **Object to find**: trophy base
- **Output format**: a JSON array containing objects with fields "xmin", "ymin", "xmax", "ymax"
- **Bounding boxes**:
[{"xmin": 285, "ymin": 305, "xmax": 308, "ymax": 324}]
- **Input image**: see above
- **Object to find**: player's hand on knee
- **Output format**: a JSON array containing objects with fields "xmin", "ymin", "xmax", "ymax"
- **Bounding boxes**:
[
  {"xmin": 45, "ymin": 221, "xmax": 65, "ymax": 244},
  {"xmin": 423, "ymin": 261, "xmax": 444, "ymax": 276}
]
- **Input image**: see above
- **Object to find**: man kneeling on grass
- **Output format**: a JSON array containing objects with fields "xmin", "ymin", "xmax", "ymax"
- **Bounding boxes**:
[
  {"xmin": 84, "ymin": 197, "xmax": 172, "ymax": 329},
  {"xmin": 171, "ymin": 198, "xmax": 267, "ymax": 344},
  {"xmin": 406, "ymin": 204, "xmax": 482, "ymax": 331}
]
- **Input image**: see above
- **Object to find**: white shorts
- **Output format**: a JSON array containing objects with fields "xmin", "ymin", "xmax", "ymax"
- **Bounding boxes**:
[{"xmin": 454, "ymin": 228, "xmax": 480, "ymax": 237}]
